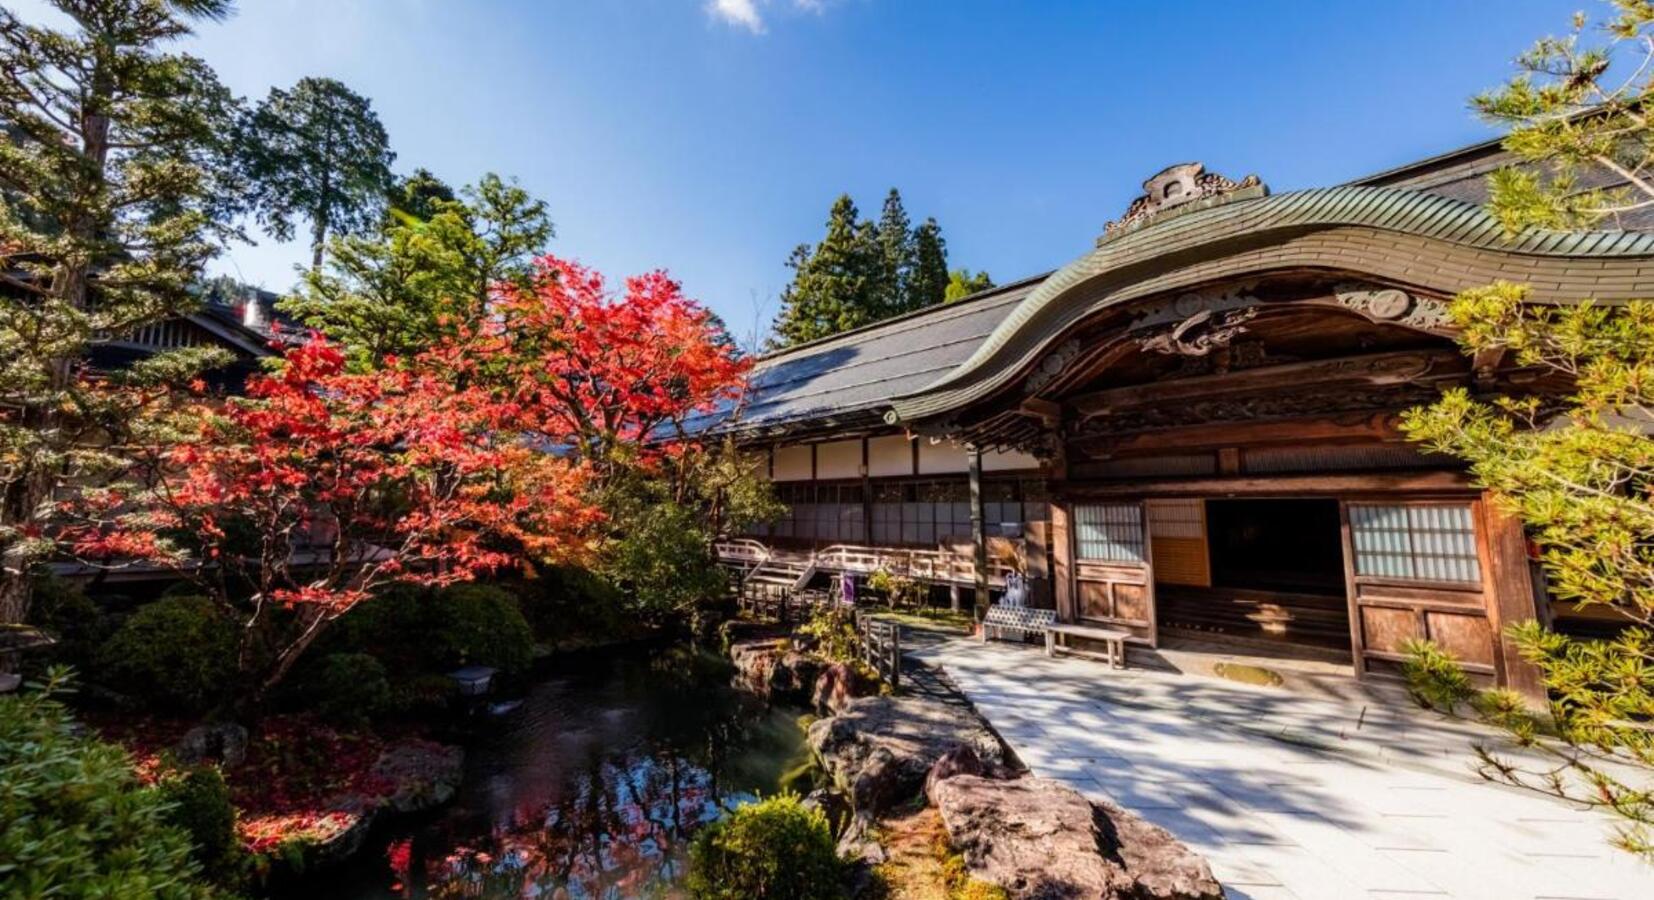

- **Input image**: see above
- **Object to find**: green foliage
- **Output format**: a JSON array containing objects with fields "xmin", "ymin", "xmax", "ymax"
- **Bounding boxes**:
[
  {"xmin": 0, "ymin": 0, "xmax": 242, "ymax": 624},
  {"xmin": 96, "ymin": 595, "xmax": 237, "ymax": 715},
  {"xmin": 281, "ymin": 172, "xmax": 553, "ymax": 367},
  {"xmin": 1469, "ymin": 2, "xmax": 1654, "ymax": 232},
  {"xmin": 324, "ymin": 582, "xmax": 532, "ymax": 681},
  {"xmin": 515, "ymin": 565, "xmax": 631, "ymax": 644},
  {"xmin": 429, "ymin": 583, "xmax": 535, "ymax": 674},
  {"xmin": 1399, "ymin": 638, "xmax": 1477, "ymax": 712},
  {"xmin": 157, "ymin": 765, "xmax": 245, "ymax": 889},
  {"xmin": 0, "ymin": 669, "xmax": 219, "ymax": 899},
  {"xmin": 1396, "ymin": 6, "xmax": 1654, "ymax": 858},
  {"xmin": 27, "ymin": 575, "xmax": 119, "ymax": 671},
  {"xmin": 770, "ymin": 190, "xmax": 968, "ymax": 348},
  {"xmin": 798, "ymin": 607, "xmax": 859, "ymax": 665},
  {"xmin": 868, "ymin": 567, "xmax": 923, "ymax": 609},
  {"xmin": 302, "ymin": 652, "xmax": 394, "ymax": 725},
  {"xmin": 598, "ymin": 479, "xmax": 729, "ymax": 620},
  {"xmin": 686, "ymin": 793, "xmax": 843, "ymax": 900},
  {"xmin": 944, "ymin": 269, "xmax": 996, "ymax": 303},
  {"xmin": 908, "ymin": 218, "xmax": 949, "ymax": 311},
  {"xmin": 237, "ymin": 76, "xmax": 396, "ymax": 267}
]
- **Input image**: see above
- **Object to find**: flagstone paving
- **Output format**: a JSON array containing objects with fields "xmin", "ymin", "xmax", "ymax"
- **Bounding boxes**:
[{"xmin": 908, "ymin": 635, "xmax": 1654, "ymax": 900}]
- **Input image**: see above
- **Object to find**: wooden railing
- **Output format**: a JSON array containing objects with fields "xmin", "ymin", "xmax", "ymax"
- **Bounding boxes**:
[
  {"xmin": 851, "ymin": 611, "xmax": 902, "ymax": 689},
  {"xmin": 813, "ymin": 544, "xmax": 1015, "ymax": 586},
  {"xmin": 714, "ymin": 538, "xmax": 771, "ymax": 569}
]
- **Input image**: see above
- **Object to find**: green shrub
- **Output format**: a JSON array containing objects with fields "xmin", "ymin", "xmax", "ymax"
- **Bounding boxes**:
[
  {"xmin": 322, "ymin": 582, "xmax": 533, "ymax": 678},
  {"xmin": 0, "ymin": 670, "xmax": 219, "ymax": 899},
  {"xmin": 429, "ymin": 583, "xmax": 534, "ymax": 674},
  {"xmin": 96, "ymin": 595, "xmax": 237, "ymax": 714},
  {"xmin": 303, "ymin": 652, "xmax": 393, "ymax": 724},
  {"xmin": 157, "ymin": 765, "xmax": 245, "ymax": 888},
  {"xmin": 687, "ymin": 794, "xmax": 843, "ymax": 900},
  {"xmin": 515, "ymin": 565, "xmax": 630, "ymax": 643}
]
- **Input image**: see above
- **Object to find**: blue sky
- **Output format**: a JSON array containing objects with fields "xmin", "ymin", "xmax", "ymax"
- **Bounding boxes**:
[{"xmin": 17, "ymin": 0, "xmax": 1585, "ymax": 342}]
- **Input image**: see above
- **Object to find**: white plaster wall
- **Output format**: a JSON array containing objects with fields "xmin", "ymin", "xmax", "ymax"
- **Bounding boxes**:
[
  {"xmin": 772, "ymin": 444, "xmax": 812, "ymax": 481},
  {"xmin": 916, "ymin": 438, "xmax": 969, "ymax": 474},
  {"xmin": 982, "ymin": 447, "xmax": 1041, "ymax": 472},
  {"xmin": 867, "ymin": 434, "xmax": 913, "ymax": 478},
  {"xmin": 815, "ymin": 439, "xmax": 862, "ymax": 480}
]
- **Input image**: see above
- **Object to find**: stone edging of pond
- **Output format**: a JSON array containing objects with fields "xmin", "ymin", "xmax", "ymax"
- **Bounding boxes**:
[{"xmin": 725, "ymin": 622, "xmax": 1224, "ymax": 899}]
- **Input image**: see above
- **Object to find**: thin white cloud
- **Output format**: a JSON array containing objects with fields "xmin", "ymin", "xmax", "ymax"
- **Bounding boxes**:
[
  {"xmin": 707, "ymin": 0, "xmax": 765, "ymax": 34},
  {"xmin": 706, "ymin": 0, "xmax": 841, "ymax": 34}
]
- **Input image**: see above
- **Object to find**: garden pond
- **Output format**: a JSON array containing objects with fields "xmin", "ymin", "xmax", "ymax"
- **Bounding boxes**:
[{"xmin": 302, "ymin": 643, "xmax": 813, "ymax": 899}]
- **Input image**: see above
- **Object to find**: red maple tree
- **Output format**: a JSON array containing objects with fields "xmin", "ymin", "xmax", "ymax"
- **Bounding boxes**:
[{"xmin": 61, "ymin": 254, "xmax": 748, "ymax": 700}]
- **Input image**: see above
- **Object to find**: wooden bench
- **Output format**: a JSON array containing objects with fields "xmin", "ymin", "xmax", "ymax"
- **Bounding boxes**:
[
  {"xmin": 1045, "ymin": 623, "xmax": 1130, "ymax": 669},
  {"xmin": 980, "ymin": 605, "xmax": 1056, "ymax": 644}
]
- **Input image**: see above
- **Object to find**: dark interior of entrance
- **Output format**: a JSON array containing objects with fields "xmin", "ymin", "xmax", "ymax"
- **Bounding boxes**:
[{"xmin": 1158, "ymin": 498, "xmax": 1352, "ymax": 660}]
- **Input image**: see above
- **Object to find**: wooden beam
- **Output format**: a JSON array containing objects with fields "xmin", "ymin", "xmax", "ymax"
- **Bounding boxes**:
[
  {"xmin": 1069, "ymin": 349, "xmax": 1468, "ymax": 418},
  {"xmin": 1061, "ymin": 470, "xmax": 1475, "ymax": 498},
  {"xmin": 1018, "ymin": 396, "xmax": 1064, "ymax": 424},
  {"xmin": 1075, "ymin": 412, "xmax": 1406, "ymax": 456}
]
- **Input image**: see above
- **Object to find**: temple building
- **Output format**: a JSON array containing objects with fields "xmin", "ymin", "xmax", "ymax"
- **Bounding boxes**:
[{"xmin": 715, "ymin": 138, "xmax": 1654, "ymax": 701}]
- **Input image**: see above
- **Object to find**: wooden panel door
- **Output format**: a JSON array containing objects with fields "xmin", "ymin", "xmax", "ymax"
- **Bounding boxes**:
[
  {"xmin": 1071, "ymin": 501, "xmax": 1157, "ymax": 645},
  {"xmin": 1340, "ymin": 500, "xmax": 1494, "ymax": 679}
]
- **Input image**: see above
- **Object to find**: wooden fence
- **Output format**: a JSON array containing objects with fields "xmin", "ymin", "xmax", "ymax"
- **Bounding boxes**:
[{"xmin": 851, "ymin": 612, "xmax": 901, "ymax": 689}]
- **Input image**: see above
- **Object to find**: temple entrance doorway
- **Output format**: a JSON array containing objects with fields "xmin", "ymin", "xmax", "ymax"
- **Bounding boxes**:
[{"xmin": 1152, "ymin": 497, "xmax": 1353, "ymax": 662}]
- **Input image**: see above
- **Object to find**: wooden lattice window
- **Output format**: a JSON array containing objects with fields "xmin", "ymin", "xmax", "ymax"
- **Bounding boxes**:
[
  {"xmin": 1348, "ymin": 503, "xmax": 1480, "ymax": 584},
  {"xmin": 1074, "ymin": 503, "xmax": 1146, "ymax": 563}
]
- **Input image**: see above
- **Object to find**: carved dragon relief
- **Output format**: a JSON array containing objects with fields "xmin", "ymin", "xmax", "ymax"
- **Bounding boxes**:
[{"xmin": 1137, "ymin": 306, "xmax": 1259, "ymax": 358}]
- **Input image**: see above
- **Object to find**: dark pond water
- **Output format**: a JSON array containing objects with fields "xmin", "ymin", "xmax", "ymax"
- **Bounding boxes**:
[{"xmin": 311, "ymin": 644, "xmax": 811, "ymax": 900}]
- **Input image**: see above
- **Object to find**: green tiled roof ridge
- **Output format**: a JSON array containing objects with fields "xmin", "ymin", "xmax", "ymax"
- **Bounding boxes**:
[{"xmin": 888, "ymin": 184, "xmax": 1654, "ymax": 423}]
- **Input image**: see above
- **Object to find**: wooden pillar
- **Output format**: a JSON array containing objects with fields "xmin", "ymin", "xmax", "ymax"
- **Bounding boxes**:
[
  {"xmin": 969, "ymin": 446, "xmax": 989, "ymax": 621},
  {"xmin": 1051, "ymin": 501, "xmax": 1074, "ymax": 622},
  {"xmin": 1479, "ymin": 497, "xmax": 1548, "ymax": 707}
]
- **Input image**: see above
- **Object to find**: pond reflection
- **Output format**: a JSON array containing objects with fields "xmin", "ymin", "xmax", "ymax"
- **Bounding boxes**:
[{"xmin": 318, "ymin": 646, "xmax": 811, "ymax": 900}]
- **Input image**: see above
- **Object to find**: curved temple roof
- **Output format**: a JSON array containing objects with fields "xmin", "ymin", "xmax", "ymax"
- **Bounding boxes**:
[{"xmin": 886, "ymin": 185, "xmax": 1654, "ymax": 425}]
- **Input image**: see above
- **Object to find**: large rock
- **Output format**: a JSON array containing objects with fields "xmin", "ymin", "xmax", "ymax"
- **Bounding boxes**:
[
  {"xmin": 807, "ymin": 694, "xmax": 1003, "ymax": 816},
  {"xmin": 174, "ymin": 722, "xmax": 250, "ymax": 768},
  {"xmin": 728, "ymin": 638, "xmax": 834, "ymax": 707},
  {"xmin": 932, "ymin": 775, "xmax": 1223, "ymax": 900},
  {"xmin": 1092, "ymin": 796, "xmax": 1224, "ymax": 900},
  {"xmin": 811, "ymin": 661, "xmax": 878, "ymax": 715}
]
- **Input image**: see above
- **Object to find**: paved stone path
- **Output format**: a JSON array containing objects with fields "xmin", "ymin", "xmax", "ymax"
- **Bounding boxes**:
[{"xmin": 909, "ymin": 635, "xmax": 1654, "ymax": 900}]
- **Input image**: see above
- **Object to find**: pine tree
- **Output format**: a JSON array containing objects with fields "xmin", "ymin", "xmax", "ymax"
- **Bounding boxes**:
[
  {"xmin": 238, "ymin": 77, "xmax": 396, "ymax": 269},
  {"xmin": 874, "ymin": 188, "xmax": 913, "ymax": 317},
  {"xmin": 1398, "ymin": 0, "xmax": 1654, "ymax": 860},
  {"xmin": 770, "ymin": 195, "xmax": 881, "ymax": 347},
  {"xmin": 281, "ymin": 173, "xmax": 553, "ymax": 367},
  {"xmin": 0, "ymin": 0, "xmax": 241, "ymax": 624},
  {"xmin": 908, "ymin": 218, "xmax": 949, "ymax": 310}
]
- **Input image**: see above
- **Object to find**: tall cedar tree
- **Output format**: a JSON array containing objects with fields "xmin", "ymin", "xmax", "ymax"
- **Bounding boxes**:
[
  {"xmin": 280, "ymin": 173, "xmax": 553, "ymax": 367},
  {"xmin": 771, "ymin": 191, "xmax": 964, "ymax": 347},
  {"xmin": 874, "ymin": 188, "xmax": 912, "ymax": 317},
  {"xmin": 1399, "ymin": 0, "xmax": 1654, "ymax": 860},
  {"xmin": 238, "ymin": 77, "xmax": 395, "ymax": 269},
  {"xmin": 908, "ymin": 217, "xmax": 949, "ymax": 311},
  {"xmin": 770, "ymin": 195, "xmax": 879, "ymax": 347},
  {"xmin": 0, "ymin": 0, "xmax": 241, "ymax": 625}
]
